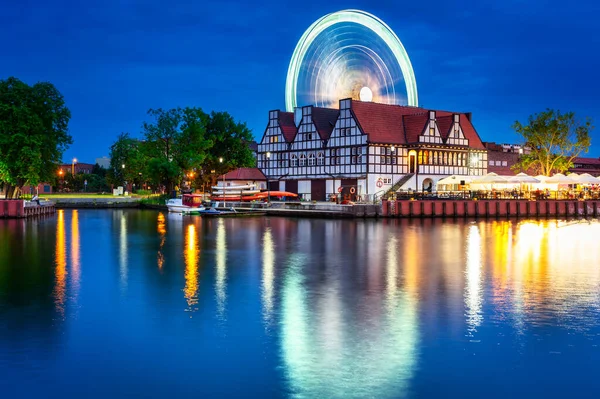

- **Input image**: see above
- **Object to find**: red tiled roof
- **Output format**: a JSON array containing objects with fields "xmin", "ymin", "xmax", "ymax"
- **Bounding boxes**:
[
  {"xmin": 459, "ymin": 114, "xmax": 485, "ymax": 149},
  {"xmin": 403, "ymin": 113, "xmax": 428, "ymax": 143},
  {"xmin": 219, "ymin": 168, "xmax": 266, "ymax": 181},
  {"xmin": 436, "ymin": 115, "xmax": 453, "ymax": 140},
  {"xmin": 312, "ymin": 107, "xmax": 339, "ymax": 140},
  {"xmin": 279, "ymin": 112, "xmax": 297, "ymax": 142},
  {"xmin": 351, "ymin": 100, "xmax": 427, "ymax": 144},
  {"xmin": 573, "ymin": 157, "xmax": 600, "ymax": 165}
]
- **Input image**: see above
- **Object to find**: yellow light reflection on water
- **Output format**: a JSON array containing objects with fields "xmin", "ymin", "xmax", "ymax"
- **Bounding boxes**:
[
  {"xmin": 479, "ymin": 219, "xmax": 600, "ymax": 331},
  {"xmin": 184, "ymin": 223, "xmax": 199, "ymax": 313},
  {"xmin": 215, "ymin": 219, "xmax": 227, "ymax": 318},
  {"xmin": 157, "ymin": 212, "xmax": 166, "ymax": 270},
  {"xmin": 70, "ymin": 210, "xmax": 80, "ymax": 301},
  {"xmin": 262, "ymin": 227, "xmax": 275, "ymax": 324},
  {"xmin": 54, "ymin": 210, "xmax": 67, "ymax": 316}
]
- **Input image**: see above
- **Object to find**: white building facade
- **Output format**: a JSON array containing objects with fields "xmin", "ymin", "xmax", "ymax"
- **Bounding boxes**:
[{"xmin": 257, "ymin": 98, "xmax": 487, "ymax": 201}]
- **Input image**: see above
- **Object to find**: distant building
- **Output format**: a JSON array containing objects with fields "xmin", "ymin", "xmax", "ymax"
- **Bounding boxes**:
[
  {"xmin": 58, "ymin": 162, "xmax": 95, "ymax": 175},
  {"xmin": 95, "ymin": 156, "xmax": 111, "ymax": 169},
  {"xmin": 485, "ymin": 141, "xmax": 600, "ymax": 176},
  {"xmin": 217, "ymin": 168, "xmax": 267, "ymax": 189}
]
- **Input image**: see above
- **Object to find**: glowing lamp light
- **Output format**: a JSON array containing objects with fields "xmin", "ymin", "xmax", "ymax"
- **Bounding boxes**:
[{"xmin": 359, "ymin": 86, "xmax": 373, "ymax": 102}]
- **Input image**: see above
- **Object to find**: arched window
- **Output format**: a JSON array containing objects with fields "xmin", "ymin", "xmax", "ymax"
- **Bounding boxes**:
[
  {"xmin": 418, "ymin": 150, "xmax": 423, "ymax": 165},
  {"xmin": 299, "ymin": 154, "xmax": 307, "ymax": 167},
  {"xmin": 442, "ymin": 152, "xmax": 447, "ymax": 165},
  {"xmin": 424, "ymin": 150, "xmax": 430, "ymax": 164},
  {"xmin": 317, "ymin": 152, "xmax": 324, "ymax": 166},
  {"xmin": 453, "ymin": 152, "xmax": 458, "ymax": 165},
  {"xmin": 291, "ymin": 154, "xmax": 298, "ymax": 167},
  {"xmin": 308, "ymin": 153, "xmax": 316, "ymax": 166}
]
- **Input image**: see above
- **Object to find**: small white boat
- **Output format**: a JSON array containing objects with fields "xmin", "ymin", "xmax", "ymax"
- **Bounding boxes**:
[{"xmin": 166, "ymin": 194, "xmax": 205, "ymax": 213}]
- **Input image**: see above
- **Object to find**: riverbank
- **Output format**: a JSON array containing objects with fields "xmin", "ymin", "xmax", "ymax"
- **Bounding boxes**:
[{"xmin": 53, "ymin": 197, "xmax": 141, "ymax": 208}]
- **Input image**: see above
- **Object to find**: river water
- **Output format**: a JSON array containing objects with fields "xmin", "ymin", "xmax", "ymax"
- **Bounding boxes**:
[{"xmin": 1, "ymin": 210, "xmax": 600, "ymax": 398}]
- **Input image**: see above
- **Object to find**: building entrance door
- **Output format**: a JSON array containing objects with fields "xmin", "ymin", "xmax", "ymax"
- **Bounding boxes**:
[{"xmin": 409, "ymin": 154, "xmax": 416, "ymax": 173}]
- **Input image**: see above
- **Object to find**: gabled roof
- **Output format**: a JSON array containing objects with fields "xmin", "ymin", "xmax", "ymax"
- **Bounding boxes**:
[
  {"xmin": 436, "ymin": 115, "xmax": 453, "ymax": 140},
  {"xmin": 278, "ymin": 112, "xmax": 297, "ymax": 142},
  {"xmin": 403, "ymin": 113, "xmax": 429, "ymax": 143},
  {"xmin": 351, "ymin": 100, "xmax": 427, "ymax": 144},
  {"xmin": 312, "ymin": 107, "xmax": 339, "ymax": 140},
  {"xmin": 459, "ymin": 114, "xmax": 485, "ymax": 149},
  {"xmin": 218, "ymin": 168, "xmax": 266, "ymax": 181},
  {"xmin": 573, "ymin": 157, "xmax": 600, "ymax": 166}
]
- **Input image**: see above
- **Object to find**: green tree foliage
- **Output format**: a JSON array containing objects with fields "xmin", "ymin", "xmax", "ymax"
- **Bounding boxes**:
[
  {"xmin": 107, "ymin": 107, "xmax": 253, "ymax": 193},
  {"xmin": 199, "ymin": 111, "xmax": 255, "ymax": 189},
  {"xmin": 0, "ymin": 77, "xmax": 72, "ymax": 198},
  {"xmin": 107, "ymin": 133, "xmax": 143, "ymax": 187},
  {"xmin": 512, "ymin": 109, "xmax": 594, "ymax": 176}
]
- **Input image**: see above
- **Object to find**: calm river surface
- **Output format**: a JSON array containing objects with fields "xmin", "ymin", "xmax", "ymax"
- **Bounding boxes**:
[{"xmin": 1, "ymin": 210, "xmax": 600, "ymax": 398}]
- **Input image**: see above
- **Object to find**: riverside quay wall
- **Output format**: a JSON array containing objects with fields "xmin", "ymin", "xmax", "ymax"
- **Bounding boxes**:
[
  {"xmin": 382, "ymin": 199, "xmax": 600, "ymax": 218},
  {"xmin": 0, "ymin": 200, "xmax": 56, "ymax": 218}
]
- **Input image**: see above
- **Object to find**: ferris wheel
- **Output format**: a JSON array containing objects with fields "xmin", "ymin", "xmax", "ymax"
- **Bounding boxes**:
[{"xmin": 285, "ymin": 9, "xmax": 418, "ymax": 111}]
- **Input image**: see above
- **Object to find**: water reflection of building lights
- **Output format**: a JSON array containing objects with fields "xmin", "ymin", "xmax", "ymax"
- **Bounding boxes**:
[
  {"xmin": 70, "ymin": 210, "xmax": 81, "ymax": 302},
  {"xmin": 216, "ymin": 219, "xmax": 227, "ymax": 318},
  {"xmin": 157, "ymin": 212, "xmax": 166, "ymax": 270},
  {"xmin": 53, "ymin": 210, "xmax": 67, "ymax": 316},
  {"xmin": 119, "ymin": 212, "xmax": 128, "ymax": 290},
  {"xmin": 184, "ymin": 223, "xmax": 199, "ymax": 313},
  {"xmin": 465, "ymin": 224, "xmax": 483, "ymax": 334},
  {"xmin": 281, "ymin": 243, "xmax": 418, "ymax": 398},
  {"xmin": 262, "ymin": 227, "xmax": 275, "ymax": 324}
]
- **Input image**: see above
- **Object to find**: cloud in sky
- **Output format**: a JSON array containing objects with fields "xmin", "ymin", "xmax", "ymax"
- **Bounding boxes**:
[{"xmin": 2, "ymin": 0, "xmax": 599, "ymax": 162}]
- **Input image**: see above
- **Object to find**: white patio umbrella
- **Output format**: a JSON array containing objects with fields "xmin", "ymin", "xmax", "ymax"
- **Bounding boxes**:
[
  {"xmin": 507, "ymin": 172, "xmax": 540, "ymax": 184},
  {"xmin": 567, "ymin": 173, "xmax": 580, "ymax": 181},
  {"xmin": 534, "ymin": 175, "xmax": 549, "ymax": 182},
  {"xmin": 471, "ymin": 172, "xmax": 509, "ymax": 184},
  {"xmin": 572, "ymin": 173, "xmax": 600, "ymax": 185},
  {"xmin": 436, "ymin": 175, "xmax": 473, "ymax": 188},
  {"xmin": 545, "ymin": 173, "xmax": 576, "ymax": 184}
]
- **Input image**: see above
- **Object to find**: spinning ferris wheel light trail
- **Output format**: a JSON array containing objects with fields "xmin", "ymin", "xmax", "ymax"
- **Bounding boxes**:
[{"xmin": 285, "ymin": 9, "xmax": 418, "ymax": 112}]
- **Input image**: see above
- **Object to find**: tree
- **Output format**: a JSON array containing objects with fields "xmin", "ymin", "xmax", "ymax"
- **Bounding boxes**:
[
  {"xmin": 512, "ymin": 109, "xmax": 594, "ymax": 176},
  {"xmin": 107, "ymin": 133, "xmax": 143, "ymax": 188},
  {"xmin": 199, "ymin": 111, "xmax": 256, "ymax": 188},
  {"xmin": 0, "ymin": 77, "xmax": 72, "ymax": 198},
  {"xmin": 141, "ymin": 107, "xmax": 212, "ymax": 192}
]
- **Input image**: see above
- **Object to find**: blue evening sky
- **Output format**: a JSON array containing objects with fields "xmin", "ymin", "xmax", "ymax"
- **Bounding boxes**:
[{"xmin": 2, "ymin": 0, "xmax": 599, "ymax": 163}]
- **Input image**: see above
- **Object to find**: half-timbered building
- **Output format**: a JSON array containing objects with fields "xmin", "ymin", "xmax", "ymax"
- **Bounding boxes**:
[{"xmin": 257, "ymin": 98, "xmax": 487, "ymax": 201}]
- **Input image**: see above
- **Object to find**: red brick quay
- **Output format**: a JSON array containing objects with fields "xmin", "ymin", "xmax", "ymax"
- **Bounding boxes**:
[
  {"xmin": 0, "ymin": 200, "xmax": 56, "ymax": 218},
  {"xmin": 382, "ymin": 199, "xmax": 600, "ymax": 218}
]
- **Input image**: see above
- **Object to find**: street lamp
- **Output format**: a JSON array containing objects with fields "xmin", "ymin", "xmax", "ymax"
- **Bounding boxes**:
[
  {"xmin": 390, "ymin": 146, "xmax": 395, "ymax": 199},
  {"xmin": 72, "ymin": 158, "xmax": 77, "ymax": 175},
  {"xmin": 266, "ymin": 152, "xmax": 271, "ymax": 203},
  {"xmin": 58, "ymin": 169, "xmax": 64, "ymax": 192}
]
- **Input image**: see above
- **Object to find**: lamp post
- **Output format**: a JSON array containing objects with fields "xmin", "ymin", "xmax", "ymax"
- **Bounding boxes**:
[
  {"xmin": 121, "ymin": 164, "xmax": 125, "ymax": 194},
  {"xmin": 72, "ymin": 158, "xmax": 77, "ymax": 175},
  {"xmin": 58, "ymin": 169, "xmax": 64, "ymax": 192},
  {"xmin": 219, "ymin": 157, "xmax": 225, "ymax": 207},
  {"xmin": 266, "ymin": 152, "xmax": 271, "ymax": 203},
  {"xmin": 390, "ymin": 145, "xmax": 395, "ymax": 199}
]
